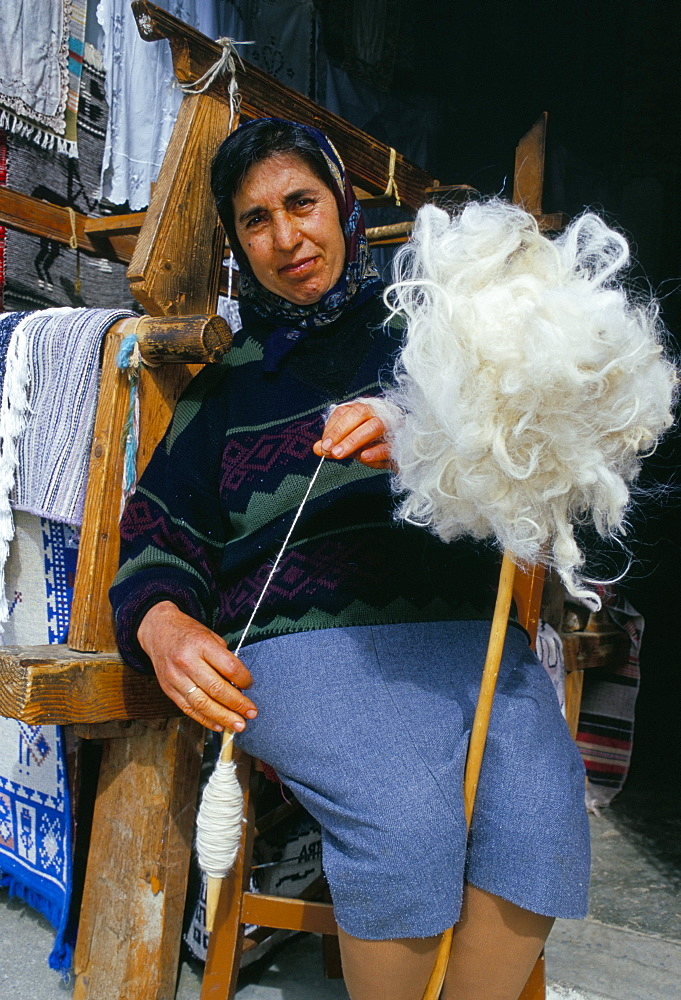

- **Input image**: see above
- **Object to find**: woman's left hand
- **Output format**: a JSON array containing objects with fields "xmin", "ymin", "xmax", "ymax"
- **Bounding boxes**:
[{"xmin": 313, "ymin": 401, "xmax": 393, "ymax": 469}]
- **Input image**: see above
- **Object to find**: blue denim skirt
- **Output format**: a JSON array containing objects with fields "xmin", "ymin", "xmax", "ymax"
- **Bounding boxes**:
[{"xmin": 235, "ymin": 621, "xmax": 589, "ymax": 939}]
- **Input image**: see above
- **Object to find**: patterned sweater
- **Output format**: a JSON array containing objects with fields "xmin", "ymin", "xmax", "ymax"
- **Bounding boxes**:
[{"xmin": 110, "ymin": 292, "xmax": 500, "ymax": 672}]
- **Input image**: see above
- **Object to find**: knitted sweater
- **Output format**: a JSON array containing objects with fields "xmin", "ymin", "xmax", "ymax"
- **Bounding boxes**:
[{"xmin": 110, "ymin": 292, "xmax": 500, "ymax": 673}]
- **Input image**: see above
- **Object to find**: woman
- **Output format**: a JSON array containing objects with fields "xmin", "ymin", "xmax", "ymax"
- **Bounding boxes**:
[{"xmin": 110, "ymin": 118, "xmax": 589, "ymax": 1000}]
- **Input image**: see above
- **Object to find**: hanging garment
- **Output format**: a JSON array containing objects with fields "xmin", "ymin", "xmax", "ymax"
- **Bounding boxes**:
[
  {"xmin": 0, "ymin": 0, "xmax": 87, "ymax": 157},
  {"xmin": 96, "ymin": 0, "xmax": 220, "ymax": 209}
]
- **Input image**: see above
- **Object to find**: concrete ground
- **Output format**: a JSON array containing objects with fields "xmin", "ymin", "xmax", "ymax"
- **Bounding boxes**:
[{"xmin": 1, "ymin": 773, "xmax": 679, "ymax": 1000}]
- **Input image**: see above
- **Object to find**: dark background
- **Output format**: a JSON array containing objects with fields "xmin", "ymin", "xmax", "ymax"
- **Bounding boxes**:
[{"xmin": 321, "ymin": 0, "xmax": 681, "ymax": 783}]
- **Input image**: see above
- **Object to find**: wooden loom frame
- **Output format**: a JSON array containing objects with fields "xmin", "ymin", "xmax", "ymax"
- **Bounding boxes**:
[{"xmin": 0, "ymin": 4, "xmax": 577, "ymax": 997}]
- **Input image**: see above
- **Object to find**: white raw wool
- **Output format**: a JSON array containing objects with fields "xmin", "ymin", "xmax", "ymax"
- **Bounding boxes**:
[{"xmin": 384, "ymin": 201, "xmax": 677, "ymax": 606}]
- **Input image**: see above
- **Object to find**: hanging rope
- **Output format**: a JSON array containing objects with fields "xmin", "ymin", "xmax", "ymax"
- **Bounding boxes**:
[
  {"xmin": 383, "ymin": 147, "xmax": 402, "ymax": 206},
  {"xmin": 67, "ymin": 207, "xmax": 81, "ymax": 295},
  {"xmin": 116, "ymin": 333, "xmax": 145, "ymax": 517},
  {"xmin": 177, "ymin": 37, "xmax": 254, "ymax": 130}
]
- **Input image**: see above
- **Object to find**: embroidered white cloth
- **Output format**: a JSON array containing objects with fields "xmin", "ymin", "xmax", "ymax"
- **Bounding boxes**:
[
  {"xmin": 95, "ymin": 0, "xmax": 320, "ymax": 210},
  {"xmin": 0, "ymin": 1, "xmax": 70, "ymax": 133},
  {"xmin": 0, "ymin": 0, "xmax": 87, "ymax": 156}
]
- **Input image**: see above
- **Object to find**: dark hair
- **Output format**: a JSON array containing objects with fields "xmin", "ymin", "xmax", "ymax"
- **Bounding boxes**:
[{"xmin": 211, "ymin": 118, "xmax": 336, "ymax": 265}]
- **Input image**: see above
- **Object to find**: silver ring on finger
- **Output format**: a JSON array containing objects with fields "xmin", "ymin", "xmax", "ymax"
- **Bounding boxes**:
[{"xmin": 185, "ymin": 684, "xmax": 199, "ymax": 700}]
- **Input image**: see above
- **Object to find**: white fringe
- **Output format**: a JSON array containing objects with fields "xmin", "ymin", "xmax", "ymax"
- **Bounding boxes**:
[
  {"xmin": 0, "ymin": 109, "xmax": 78, "ymax": 158},
  {"xmin": 83, "ymin": 42, "xmax": 103, "ymax": 72},
  {"xmin": 0, "ymin": 316, "xmax": 34, "ymax": 628}
]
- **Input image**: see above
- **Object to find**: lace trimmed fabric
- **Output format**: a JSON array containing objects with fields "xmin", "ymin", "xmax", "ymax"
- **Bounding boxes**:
[{"xmin": 0, "ymin": 0, "xmax": 87, "ymax": 157}]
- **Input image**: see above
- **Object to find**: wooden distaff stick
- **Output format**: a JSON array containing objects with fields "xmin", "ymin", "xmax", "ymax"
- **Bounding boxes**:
[{"xmin": 422, "ymin": 550, "xmax": 517, "ymax": 1000}]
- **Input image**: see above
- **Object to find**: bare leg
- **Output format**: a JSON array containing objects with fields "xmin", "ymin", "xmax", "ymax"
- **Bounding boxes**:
[
  {"xmin": 337, "ymin": 926, "xmax": 441, "ymax": 1000},
  {"xmin": 442, "ymin": 885, "xmax": 554, "ymax": 1000}
]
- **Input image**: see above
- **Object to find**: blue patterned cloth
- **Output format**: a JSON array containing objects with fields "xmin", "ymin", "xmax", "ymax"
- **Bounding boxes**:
[{"xmin": 0, "ymin": 512, "xmax": 78, "ymax": 971}]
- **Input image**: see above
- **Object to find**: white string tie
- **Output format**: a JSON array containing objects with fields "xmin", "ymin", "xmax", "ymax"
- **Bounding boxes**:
[
  {"xmin": 383, "ymin": 147, "xmax": 402, "ymax": 206},
  {"xmin": 178, "ymin": 37, "xmax": 254, "ymax": 129}
]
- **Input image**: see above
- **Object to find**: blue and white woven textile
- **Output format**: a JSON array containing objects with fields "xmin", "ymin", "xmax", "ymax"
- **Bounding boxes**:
[{"xmin": 0, "ymin": 511, "xmax": 79, "ymax": 971}]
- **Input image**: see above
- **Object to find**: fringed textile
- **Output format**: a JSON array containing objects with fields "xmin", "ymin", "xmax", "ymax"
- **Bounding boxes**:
[
  {"xmin": 0, "ymin": 309, "xmax": 57, "ymax": 626},
  {"xmin": 0, "ymin": 0, "xmax": 87, "ymax": 158},
  {"xmin": 578, "ymin": 593, "xmax": 643, "ymax": 809},
  {"xmin": 11, "ymin": 308, "xmax": 134, "ymax": 526},
  {"xmin": 3, "ymin": 47, "xmax": 138, "ymax": 315},
  {"xmin": 0, "ymin": 511, "xmax": 78, "ymax": 971}
]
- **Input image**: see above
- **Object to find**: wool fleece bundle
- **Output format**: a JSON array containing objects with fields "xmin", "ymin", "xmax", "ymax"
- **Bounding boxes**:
[{"xmin": 383, "ymin": 201, "xmax": 677, "ymax": 607}]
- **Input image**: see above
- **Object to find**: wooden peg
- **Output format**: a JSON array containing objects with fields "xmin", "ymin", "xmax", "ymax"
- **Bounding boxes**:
[{"xmin": 110, "ymin": 314, "xmax": 232, "ymax": 365}]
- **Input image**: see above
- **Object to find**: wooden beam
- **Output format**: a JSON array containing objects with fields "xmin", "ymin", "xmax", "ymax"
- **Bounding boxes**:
[
  {"xmin": 0, "ymin": 644, "xmax": 180, "ymax": 725},
  {"xmin": 240, "ymin": 893, "xmax": 337, "ymax": 935},
  {"xmin": 127, "ymin": 91, "xmax": 232, "ymax": 316},
  {"xmin": 111, "ymin": 314, "xmax": 233, "ymax": 366},
  {"xmin": 131, "ymin": 1, "xmax": 437, "ymax": 210},
  {"xmin": 513, "ymin": 112, "xmax": 548, "ymax": 215},
  {"xmin": 73, "ymin": 717, "xmax": 203, "ymax": 1000},
  {"xmin": 84, "ymin": 212, "xmax": 146, "ymax": 236},
  {"xmin": 0, "ymin": 186, "xmax": 136, "ymax": 261}
]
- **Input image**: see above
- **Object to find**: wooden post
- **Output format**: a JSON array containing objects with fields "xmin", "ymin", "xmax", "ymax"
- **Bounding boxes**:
[
  {"xmin": 513, "ymin": 113, "xmax": 547, "ymax": 215},
  {"xmin": 72, "ymin": 718, "xmax": 203, "ymax": 1000},
  {"xmin": 200, "ymin": 752, "xmax": 255, "ymax": 1000},
  {"xmin": 67, "ymin": 331, "xmax": 198, "ymax": 653},
  {"xmin": 127, "ymin": 92, "xmax": 231, "ymax": 318}
]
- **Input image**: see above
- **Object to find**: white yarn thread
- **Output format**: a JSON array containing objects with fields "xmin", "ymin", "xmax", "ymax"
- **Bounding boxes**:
[
  {"xmin": 196, "ymin": 456, "xmax": 326, "ymax": 880},
  {"xmin": 193, "ymin": 737, "xmax": 243, "ymax": 879},
  {"xmin": 384, "ymin": 200, "xmax": 677, "ymax": 608}
]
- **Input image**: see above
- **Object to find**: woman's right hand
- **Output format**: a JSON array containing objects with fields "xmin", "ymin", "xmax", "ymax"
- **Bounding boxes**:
[{"xmin": 137, "ymin": 601, "xmax": 257, "ymax": 733}]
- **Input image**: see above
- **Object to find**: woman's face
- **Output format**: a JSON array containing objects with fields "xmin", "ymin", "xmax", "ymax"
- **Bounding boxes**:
[{"xmin": 232, "ymin": 152, "xmax": 346, "ymax": 305}]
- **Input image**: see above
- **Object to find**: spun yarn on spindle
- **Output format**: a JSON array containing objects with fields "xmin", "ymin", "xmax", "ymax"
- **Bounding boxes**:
[{"xmin": 383, "ymin": 200, "xmax": 677, "ymax": 607}]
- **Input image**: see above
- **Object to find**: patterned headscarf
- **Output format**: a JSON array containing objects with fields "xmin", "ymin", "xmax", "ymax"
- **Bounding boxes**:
[{"xmin": 228, "ymin": 118, "xmax": 382, "ymax": 369}]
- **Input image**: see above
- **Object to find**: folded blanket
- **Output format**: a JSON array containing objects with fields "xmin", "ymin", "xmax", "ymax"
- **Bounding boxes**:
[{"xmin": 11, "ymin": 307, "xmax": 134, "ymax": 526}]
